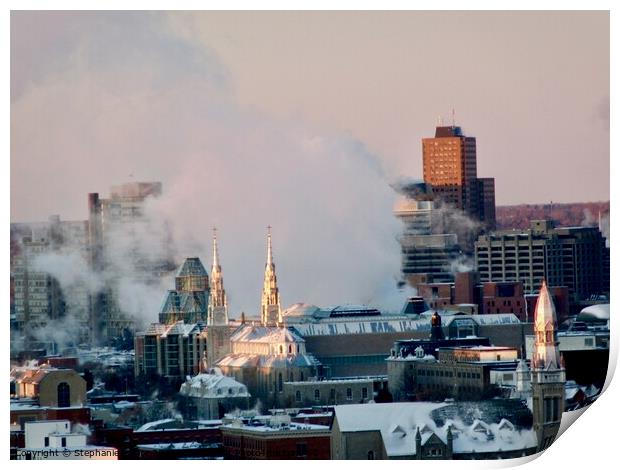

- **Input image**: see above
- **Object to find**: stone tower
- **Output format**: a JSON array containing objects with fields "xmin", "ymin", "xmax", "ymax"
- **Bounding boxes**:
[
  {"xmin": 531, "ymin": 280, "xmax": 566, "ymax": 452},
  {"xmin": 206, "ymin": 228, "xmax": 231, "ymax": 367},
  {"xmin": 208, "ymin": 228, "xmax": 228, "ymax": 326},
  {"xmin": 261, "ymin": 226, "xmax": 282, "ymax": 326}
]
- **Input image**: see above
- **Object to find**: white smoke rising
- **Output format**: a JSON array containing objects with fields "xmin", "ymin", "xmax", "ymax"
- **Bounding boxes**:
[
  {"xmin": 12, "ymin": 12, "xmax": 409, "ymax": 332},
  {"xmin": 600, "ymin": 213, "xmax": 610, "ymax": 248},
  {"xmin": 448, "ymin": 254, "xmax": 475, "ymax": 275}
]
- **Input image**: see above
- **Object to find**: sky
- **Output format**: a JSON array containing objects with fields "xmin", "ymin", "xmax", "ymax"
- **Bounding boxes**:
[{"xmin": 9, "ymin": 11, "xmax": 610, "ymax": 317}]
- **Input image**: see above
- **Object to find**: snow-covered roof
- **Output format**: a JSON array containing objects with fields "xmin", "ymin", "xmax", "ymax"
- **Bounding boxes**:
[
  {"xmin": 231, "ymin": 325, "xmax": 304, "ymax": 344},
  {"xmin": 137, "ymin": 419, "xmax": 178, "ymax": 432},
  {"xmin": 143, "ymin": 321, "xmax": 205, "ymax": 337},
  {"xmin": 334, "ymin": 400, "xmax": 536, "ymax": 457},
  {"xmin": 291, "ymin": 313, "xmax": 521, "ymax": 337},
  {"xmin": 216, "ymin": 353, "xmax": 320, "ymax": 369},
  {"xmin": 578, "ymin": 304, "xmax": 610, "ymax": 321},
  {"xmin": 179, "ymin": 374, "xmax": 250, "ymax": 399},
  {"xmin": 282, "ymin": 303, "xmax": 320, "ymax": 318}
]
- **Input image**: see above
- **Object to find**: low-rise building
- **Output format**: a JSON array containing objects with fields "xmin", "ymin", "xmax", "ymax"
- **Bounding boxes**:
[
  {"xmin": 16, "ymin": 420, "xmax": 117, "ymax": 460},
  {"xmin": 178, "ymin": 373, "xmax": 250, "ymax": 420},
  {"xmin": 11, "ymin": 366, "xmax": 86, "ymax": 408},
  {"xmin": 221, "ymin": 413, "xmax": 330, "ymax": 459},
  {"xmin": 282, "ymin": 376, "xmax": 388, "ymax": 407},
  {"xmin": 331, "ymin": 401, "xmax": 537, "ymax": 460}
]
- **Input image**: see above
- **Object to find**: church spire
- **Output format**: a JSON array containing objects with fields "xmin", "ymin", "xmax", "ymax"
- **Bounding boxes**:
[
  {"xmin": 533, "ymin": 280, "xmax": 561, "ymax": 370},
  {"xmin": 261, "ymin": 225, "xmax": 282, "ymax": 326},
  {"xmin": 267, "ymin": 225, "xmax": 273, "ymax": 266},
  {"xmin": 208, "ymin": 227, "xmax": 228, "ymax": 326},
  {"xmin": 212, "ymin": 227, "xmax": 220, "ymax": 269}
]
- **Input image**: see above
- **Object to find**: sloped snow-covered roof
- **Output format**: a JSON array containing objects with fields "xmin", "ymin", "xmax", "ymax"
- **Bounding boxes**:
[
  {"xmin": 231, "ymin": 325, "xmax": 305, "ymax": 344},
  {"xmin": 216, "ymin": 353, "xmax": 320, "ymax": 369},
  {"xmin": 143, "ymin": 321, "xmax": 205, "ymax": 337},
  {"xmin": 334, "ymin": 400, "xmax": 536, "ymax": 457},
  {"xmin": 578, "ymin": 304, "xmax": 610, "ymax": 321},
  {"xmin": 291, "ymin": 313, "xmax": 521, "ymax": 337},
  {"xmin": 179, "ymin": 374, "xmax": 250, "ymax": 399},
  {"xmin": 282, "ymin": 303, "xmax": 320, "ymax": 318}
]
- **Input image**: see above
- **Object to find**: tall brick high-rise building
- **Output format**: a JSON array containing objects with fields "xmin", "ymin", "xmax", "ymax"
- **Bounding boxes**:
[{"xmin": 422, "ymin": 124, "xmax": 496, "ymax": 230}]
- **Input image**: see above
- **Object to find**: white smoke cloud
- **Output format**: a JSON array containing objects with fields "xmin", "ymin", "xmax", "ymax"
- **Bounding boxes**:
[{"xmin": 12, "ymin": 12, "xmax": 408, "ymax": 336}]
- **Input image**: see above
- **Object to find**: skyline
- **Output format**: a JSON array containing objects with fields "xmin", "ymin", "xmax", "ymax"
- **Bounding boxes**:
[
  {"xmin": 9, "ymin": 10, "xmax": 610, "ymax": 318},
  {"xmin": 11, "ymin": 11, "xmax": 609, "ymax": 224}
]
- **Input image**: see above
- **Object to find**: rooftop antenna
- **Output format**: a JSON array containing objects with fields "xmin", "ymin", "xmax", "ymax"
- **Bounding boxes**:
[
  {"xmin": 451, "ymin": 108, "xmax": 456, "ymax": 127},
  {"xmin": 437, "ymin": 115, "xmax": 443, "ymax": 126}
]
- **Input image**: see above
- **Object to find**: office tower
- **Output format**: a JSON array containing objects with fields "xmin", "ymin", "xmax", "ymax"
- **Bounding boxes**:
[
  {"xmin": 475, "ymin": 220, "xmax": 610, "ymax": 302},
  {"xmin": 87, "ymin": 181, "xmax": 175, "ymax": 345},
  {"xmin": 422, "ymin": 124, "xmax": 496, "ymax": 230},
  {"xmin": 394, "ymin": 183, "xmax": 461, "ymax": 288}
]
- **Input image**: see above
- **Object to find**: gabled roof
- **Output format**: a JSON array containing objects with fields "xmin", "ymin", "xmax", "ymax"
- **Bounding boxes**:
[{"xmin": 333, "ymin": 400, "xmax": 536, "ymax": 458}]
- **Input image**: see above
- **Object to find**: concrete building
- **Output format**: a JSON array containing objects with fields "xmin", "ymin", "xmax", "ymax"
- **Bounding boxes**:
[
  {"xmin": 387, "ymin": 344, "xmax": 519, "ymax": 402},
  {"xmin": 87, "ymin": 181, "xmax": 175, "ymax": 345},
  {"xmin": 134, "ymin": 321, "xmax": 208, "ymax": 380},
  {"xmin": 475, "ymin": 220, "xmax": 610, "ymax": 303},
  {"xmin": 416, "ymin": 271, "xmax": 570, "ymax": 322},
  {"xmin": 394, "ymin": 189, "xmax": 462, "ymax": 288},
  {"xmin": 284, "ymin": 302, "xmax": 529, "ymax": 378},
  {"xmin": 282, "ymin": 376, "xmax": 388, "ymax": 408}
]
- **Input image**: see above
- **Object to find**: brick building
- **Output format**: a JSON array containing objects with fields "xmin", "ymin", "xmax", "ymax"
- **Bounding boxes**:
[{"xmin": 221, "ymin": 414, "xmax": 330, "ymax": 459}]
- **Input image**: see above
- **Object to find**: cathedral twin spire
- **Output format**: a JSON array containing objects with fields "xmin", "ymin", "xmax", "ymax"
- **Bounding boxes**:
[{"xmin": 209, "ymin": 226, "xmax": 282, "ymax": 327}]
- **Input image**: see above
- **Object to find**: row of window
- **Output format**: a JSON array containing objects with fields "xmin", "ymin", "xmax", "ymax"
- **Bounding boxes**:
[{"xmin": 294, "ymin": 387, "xmax": 368, "ymax": 402}]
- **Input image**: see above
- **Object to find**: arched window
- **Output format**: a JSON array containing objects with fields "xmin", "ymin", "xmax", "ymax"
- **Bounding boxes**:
[
  {"xmin": 279, "ymin": 345, "xmax": 283, "ymax": 354},
  {"xmin": 288, "ymin": 345, "xmax": 292, "ymax": 354},
  {"xmin": 295, "ymin": 390, "xmax": 302, "ymax": 402},
  {"xmin": 367, "ymin": 451, "xmax": 375, "ymax": 460},
  {"xmin": 57, "ymin": 382, "xmax": 70, "ymax": 408},
  {"xmin": 314, "ymin": 389, "xmax": 320, "ymax": 401}
]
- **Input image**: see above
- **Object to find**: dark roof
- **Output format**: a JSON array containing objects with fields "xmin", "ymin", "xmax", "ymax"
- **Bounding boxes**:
[{"xmin": 176, "ymin": 257, "xmax": 207, "ymax": 277}]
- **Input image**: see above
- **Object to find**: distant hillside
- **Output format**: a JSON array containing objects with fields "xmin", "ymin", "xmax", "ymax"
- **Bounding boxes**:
[{"xmin": 496, "ymin": 201, "xmax": 610, "ymax": 230}]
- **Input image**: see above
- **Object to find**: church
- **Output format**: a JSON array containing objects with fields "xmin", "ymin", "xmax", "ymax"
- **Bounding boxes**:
[{"xmin": 215, "ymin": 227, "xmax": 322, "ymax": 409}]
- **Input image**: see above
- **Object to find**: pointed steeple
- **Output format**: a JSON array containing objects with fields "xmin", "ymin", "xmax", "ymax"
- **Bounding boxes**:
[
  {"xmin": 212, "ymin": 227, "xmax": 220, "ymax": 269},
  {"xmin": 208, "ymin": 227, "xmax": 228, "ymax": 326},
  {"xmin": 533, "ymin": 280, "xmax": 561, "ymax": 370},
  {"xmin": 261, "ymin": 225, "xmax": 282, "ymax": 326},
  {"xmin": 267, "ymin": 225, "xmax": 273, "ymax": 266}
]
